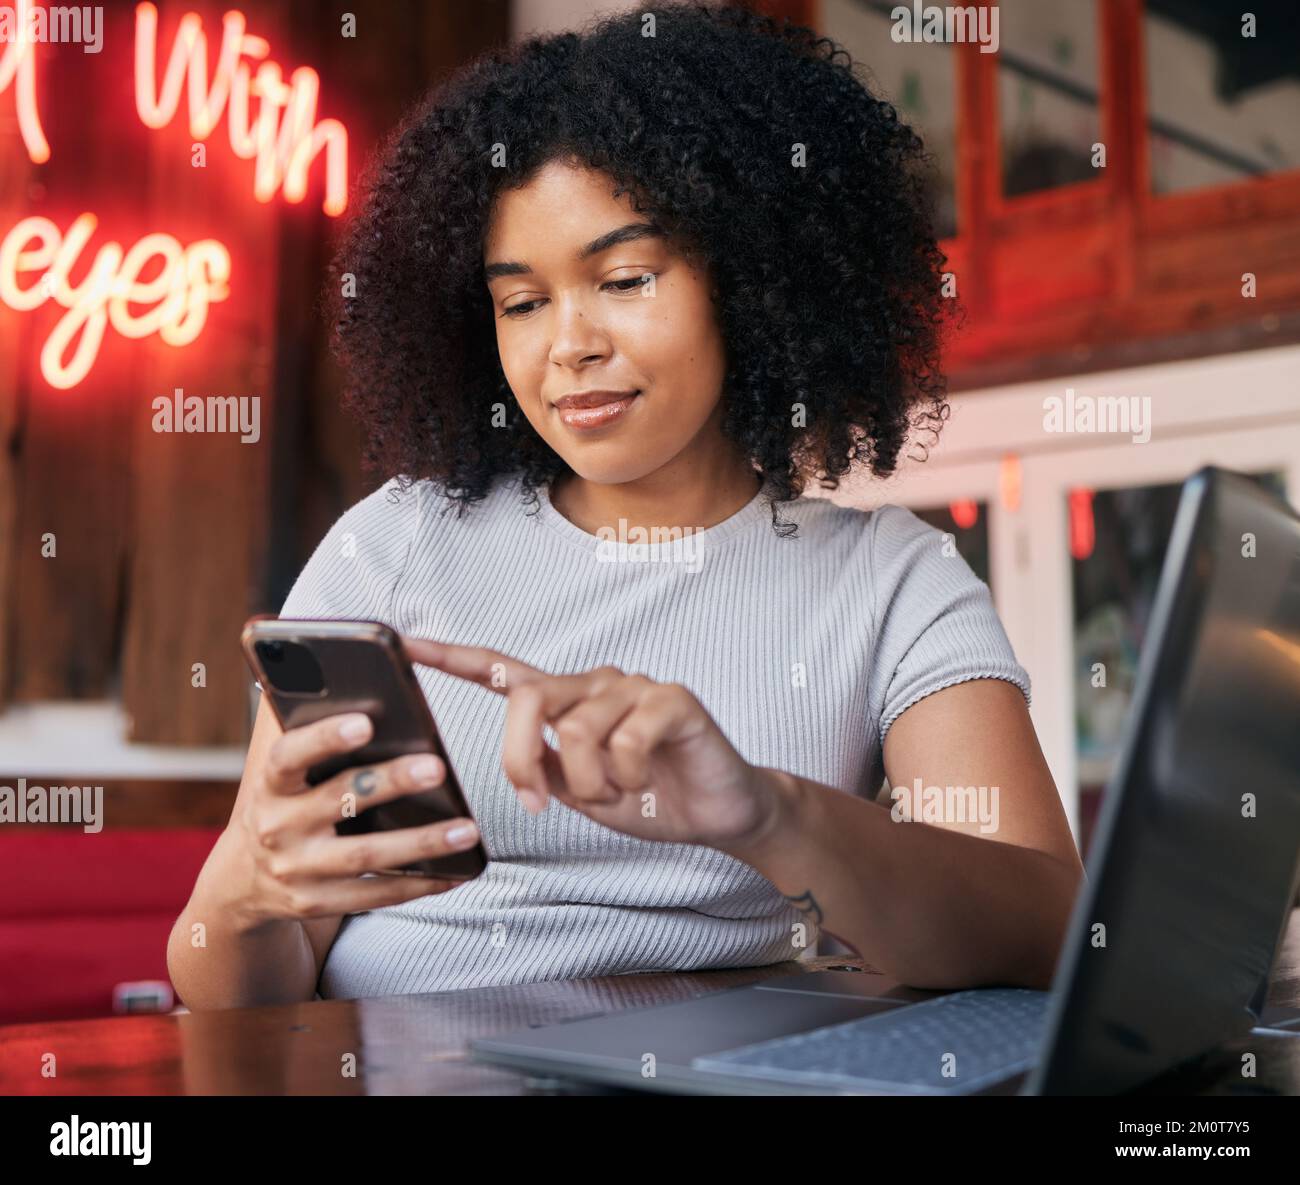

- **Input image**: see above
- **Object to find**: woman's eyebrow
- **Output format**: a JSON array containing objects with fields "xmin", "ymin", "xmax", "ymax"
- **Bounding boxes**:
[{"xmin": 484, "ymin": 222, "xmax": 665, "ymax": 282}]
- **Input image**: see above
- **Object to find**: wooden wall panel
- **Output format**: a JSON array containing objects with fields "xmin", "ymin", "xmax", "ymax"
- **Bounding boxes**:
[
  {"xmin": 119, "ymin": 2, "xmax": 289, "ymax": 744},
  {"xmin": 989, "ymin": 220, "xmax": 1115, "ymax": 320},
  {"xmin": 0, "ymin": 45, "xmax": 37, "ymax": 710},
  {"xmin": 1139, "ymin": 219, "xmax": 1300, "ymax": 297},
  {"xmin": 6, "ymin": 25, "xmax": 136, "ymax": 703}
]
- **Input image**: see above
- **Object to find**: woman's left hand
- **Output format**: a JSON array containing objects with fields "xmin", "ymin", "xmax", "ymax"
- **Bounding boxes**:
[{"xmin": 402, "ymin": 636, "xmax": 784, "ymax": 850}]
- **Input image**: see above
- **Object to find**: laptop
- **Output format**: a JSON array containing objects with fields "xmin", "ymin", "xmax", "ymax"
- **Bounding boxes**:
[{"xmin": 469, "ymin": 467, "xmax": 1300, "ymax": 1095}]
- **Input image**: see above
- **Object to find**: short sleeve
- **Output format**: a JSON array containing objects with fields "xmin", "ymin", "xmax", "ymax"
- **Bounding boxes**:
[
  {"xmin": 867, "ymin": 504, "xmax": 1030, "ymax": 742},
  {"xmin": 278, "ymin": 477, "xmax": 424, "ymax": 624}
]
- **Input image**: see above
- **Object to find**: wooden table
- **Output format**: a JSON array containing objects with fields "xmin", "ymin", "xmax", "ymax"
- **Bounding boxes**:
[{"xmin": 3, "ymin": 911, "xmax": 1299, "ymax": 1096}]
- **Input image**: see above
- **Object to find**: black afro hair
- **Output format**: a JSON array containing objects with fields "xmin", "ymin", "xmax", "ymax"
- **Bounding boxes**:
[{"xmin": 325, "ymin": 0, "xmax": 952, "ymax": 531}]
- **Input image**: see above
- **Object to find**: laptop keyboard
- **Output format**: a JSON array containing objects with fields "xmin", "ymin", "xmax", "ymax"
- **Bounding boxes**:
[{"xmin": 691, "ymin": 987, "xmax": 1052, "ymax": 1094}]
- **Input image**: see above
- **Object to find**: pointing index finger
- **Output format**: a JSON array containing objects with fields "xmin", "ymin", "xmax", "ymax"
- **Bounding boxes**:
[{"xmin": 400, "ymin": 636, "xmax": 545, "ymax": 694}]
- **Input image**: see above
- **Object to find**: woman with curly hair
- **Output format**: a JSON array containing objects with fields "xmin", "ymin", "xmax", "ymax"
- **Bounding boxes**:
[{"xmin": 170, "ymin": 1, "xmax": 1083, "ymax": 1009}]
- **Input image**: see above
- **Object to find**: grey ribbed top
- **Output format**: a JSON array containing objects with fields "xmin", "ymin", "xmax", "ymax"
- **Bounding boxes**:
[{"xmin": 276, "ymin": 472, "xmax": 1030, "ymax": 999}]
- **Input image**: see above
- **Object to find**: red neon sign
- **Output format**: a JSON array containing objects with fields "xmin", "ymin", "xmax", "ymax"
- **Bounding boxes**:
[
  {"xmin": 1069, "ymin": 488, "xmax": 1096, "ymax": 561},
  {"xmin": 949, "ymin": 499, "xmax": 979, "ymax": 530},
  {"xmin": 0, "ymin": 0, "xmax": 51, "ymax": 163},
  {"xmin": 0, "ymin": 213, "xmax": 232, "ymax": 390},
  {"xmin": 1, "ymin": 3, "xmax": 349, "ymax": 213},
  {"xmin": 0, "ymin": 3, "xmax": 349, "ymax": 388},
  {"xmin": 134, "ymin": 2, "xmax": 348, "ymax": 216}
]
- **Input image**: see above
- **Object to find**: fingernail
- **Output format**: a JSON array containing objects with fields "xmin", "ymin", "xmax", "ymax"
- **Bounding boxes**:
[
  {"xmin": 409, "ymin": 755, "xmax": 441, "ymax": 784},
  {"xmin": 446, "ymin": 822, "xmax": 478, "ymax": 846},
  {"xmin": 339, "ymin": 715, "xmax": 370, "ymax": 741},
  {"xmin": 518, "ymin": 788, "xmax": 543, "ymax": 815}
]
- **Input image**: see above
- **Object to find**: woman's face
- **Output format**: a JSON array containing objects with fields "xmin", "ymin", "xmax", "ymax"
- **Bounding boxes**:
[{"xmin": 483, "ymin": 159, "xmax": 730, "ymax": 487}]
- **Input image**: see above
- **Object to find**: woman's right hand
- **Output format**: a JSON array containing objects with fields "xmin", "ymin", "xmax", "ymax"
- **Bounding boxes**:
[{"xmin": 227, "ymin": 711, "xmax": 480, "ymax": 927}]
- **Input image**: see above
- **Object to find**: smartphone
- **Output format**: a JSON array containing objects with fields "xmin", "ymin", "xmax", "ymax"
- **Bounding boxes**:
[{"xmin": 240, "ymin": 616, "xmax": 487, "ymax": 881}]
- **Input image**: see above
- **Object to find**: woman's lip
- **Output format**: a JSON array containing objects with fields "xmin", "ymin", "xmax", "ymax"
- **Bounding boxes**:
[
  {"xmin": 554, "ymin": 388, "xmax": 639, "ymax": 410},
  {"xmin": 555, "ymin": 392, "xmax": 640, "ymax": 430}
]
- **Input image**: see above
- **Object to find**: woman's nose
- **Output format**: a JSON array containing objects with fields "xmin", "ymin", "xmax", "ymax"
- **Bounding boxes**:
[{"xmin": 547, "ymin": 296, "xmax": 611, "ymax": 367}]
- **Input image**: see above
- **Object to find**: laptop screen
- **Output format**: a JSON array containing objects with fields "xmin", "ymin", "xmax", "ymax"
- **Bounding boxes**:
[{"xmin": 1030, "ymin": 467, "xmax": 1300, "ymax": 1095}]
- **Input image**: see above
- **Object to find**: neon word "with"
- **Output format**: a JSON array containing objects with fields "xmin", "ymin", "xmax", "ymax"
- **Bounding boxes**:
[
  {"xmin": 0, "ymin": 213, "xmax": 231, "ymax": 390},
  {"xmin": 0, "ymin": 2, "xmax": 348, "ymax": 215},
  {"xmin": 135, "ymin": 2, "xmax": 348, "ymax": 215}
]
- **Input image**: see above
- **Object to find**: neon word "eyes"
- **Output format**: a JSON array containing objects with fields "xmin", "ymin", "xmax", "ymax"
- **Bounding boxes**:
[{"xmin": 0, "ymin": 213, "xmax": 231, "ymax": 390}]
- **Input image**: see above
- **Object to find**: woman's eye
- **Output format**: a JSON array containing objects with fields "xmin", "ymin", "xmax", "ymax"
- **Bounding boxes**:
[
  {"xmin": 501, "ymin": 300, "xmax": 539, "ymax": 319},
  {"xmin": 500, "ymin": 274, "xmax": 654, "ymax": 319},
  {"xmin": 604, "ymin": 274, "xmax": 653, "ymax": 293}
]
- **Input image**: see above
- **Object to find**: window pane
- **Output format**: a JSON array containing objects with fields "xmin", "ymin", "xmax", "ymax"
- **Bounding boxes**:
[
  {"xmin": 821, "ymin": 0, "xmax": 958, "ymax": 237},
  {"xmin": 912, "ymin": 501, "xmax": 991, "ymax": 591},
  {"xmin": 1145, "ymin": 3, "xmax": 1300, "ymax": 195},
  {"xmin": 998, "ymin": 0, "xmax": 1102, "ymax": 198},
  {"xmin": 1070, "ymin": 470, "xmax": 1287, "ymax": 857}
]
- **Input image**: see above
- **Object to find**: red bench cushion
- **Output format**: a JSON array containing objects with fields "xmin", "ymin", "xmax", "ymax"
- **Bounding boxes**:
[{"xmin": 0, "ymin": 828, "xmax": 222, "ymax": 1024}]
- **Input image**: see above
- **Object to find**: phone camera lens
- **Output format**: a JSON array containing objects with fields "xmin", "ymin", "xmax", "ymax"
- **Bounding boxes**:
[{"xmin": 254, "ymin": 638, "xmax": 324, "ymax": 695}]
